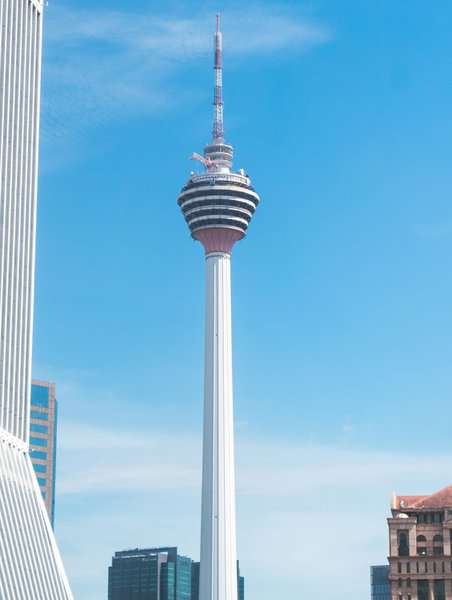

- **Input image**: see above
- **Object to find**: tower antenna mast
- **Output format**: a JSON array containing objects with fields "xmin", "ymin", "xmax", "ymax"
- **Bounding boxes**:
[{"xmin": 212, "ymin": 14, "xmax": 224, "ymax": 142}]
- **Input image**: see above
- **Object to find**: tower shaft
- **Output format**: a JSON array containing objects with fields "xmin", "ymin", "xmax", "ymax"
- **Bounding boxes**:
[{"xmin": 200, "ymin": 251, "xmax": 237, "ymax": 600}]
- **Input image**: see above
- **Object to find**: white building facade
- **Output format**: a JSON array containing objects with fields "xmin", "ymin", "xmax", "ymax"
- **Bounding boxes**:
[{"xmin": 0, "ymin": 0, "xmax": 73, "ymax": 597}]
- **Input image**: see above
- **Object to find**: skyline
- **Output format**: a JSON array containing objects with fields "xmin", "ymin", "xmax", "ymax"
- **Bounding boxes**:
[{"xmin": 32, "ymin": 1, "xmax": 452, "ymax": 599}]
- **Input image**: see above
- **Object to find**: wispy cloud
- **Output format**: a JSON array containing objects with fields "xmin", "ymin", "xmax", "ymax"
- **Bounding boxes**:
[
  {"xmin": 414, "ymin": 222, "xmax": 452, "ymax": 239},
  {"xmin": 40, "ymin": 4, "xmax": 331, "ymax": 168},
  {"xmin": 58, "ymin": 421, "xmax": 452, "ymax": 498},
  {"xmin": 55, "ymin": 421, "xmax": 452, "ymax": 600}
]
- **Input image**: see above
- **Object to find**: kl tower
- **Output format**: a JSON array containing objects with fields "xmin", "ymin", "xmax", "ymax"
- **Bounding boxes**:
[{"xmin": 178, "ymin": 15, "xmax": 260, "ymax": 600}]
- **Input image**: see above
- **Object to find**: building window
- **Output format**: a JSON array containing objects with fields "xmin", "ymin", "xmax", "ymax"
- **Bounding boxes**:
[
  {"xmin": 442, "ymin": 562, "xmax": 445, "ymax": 573},
  {"xmin": 417, "ymin": 535, "xmax": 427, "ymax": 556},
  {"xmin": 433, "ymin": 534, "xmax": 444, "ymax": 556},
  {"xmin": 424, "ymin": 562, "xmax": 428, "ymax": 573},
  {"xmin": 434, "ymin": 580, "xmax": 445, "ymax": 600},
  {"xmin": 32, "ymin": 463, "xmax": 47, "ymax": 474},
  {"xmin": 30, "ymin": 437, "xmax": 47, "ymax": 447},
  {"xmin": 407, "ymin": 562, "xmax": 411, "ymax": 573},
  {"xmin": 398, "ymin": 563, "xmax": 402, "ymax": 574},
  {"xmin": 433, "ymin": 562, "xmax": 437, "ymax": 573},
  {"xmin": 37, "ymin": 477, "xmax": 46, "ymax": 486},
  {"xmin": 30, "ymin": 423, "xmax": 48, "ymax": 434},
  {"xmin": 417, "ymin": 580, "xmax": 429, "ymax": 600},
  {"xmin": 30, "ymin": 449, "xmax": 47, "ymax": 460},
  {"xmin": 31, "ymin": 385, "xmax": 49, "ymax": 408},
  {"xmin": 30, "ymin": 410, "xmax": 48, "ymax": 421},
  {"xmin": 407, "ymin": 578, "xmax": 411, "ymax": 588},
  {"xmin": 399, "ymin": 531, "xmax": 409, "ymax": 556},
  {"xmin": 416, "ymin": 562, "xmax": 419, "ymax": 573}
]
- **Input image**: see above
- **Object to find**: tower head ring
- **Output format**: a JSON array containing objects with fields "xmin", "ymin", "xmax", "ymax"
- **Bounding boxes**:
[{"xmin": 178, "ymin": 171, "xmax": 260, "ymax": 254}]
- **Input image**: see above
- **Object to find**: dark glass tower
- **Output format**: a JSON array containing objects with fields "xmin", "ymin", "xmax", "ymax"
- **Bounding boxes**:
[
  {"xmin": 108, "ymin": 547, "xmax": 192, "ymax": 600},
  {"xmin": 190, "ymin": 561, "xmax": 244, "ymax": 600},
  {"xmin": 370, "ymin": 565, "xmax": 391, "ymax": 600}
]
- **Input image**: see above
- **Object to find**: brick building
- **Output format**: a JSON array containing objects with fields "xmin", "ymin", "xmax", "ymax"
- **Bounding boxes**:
[{"xmin": 388, "ymin": 485, "xmax": 452, "ymax": 600}]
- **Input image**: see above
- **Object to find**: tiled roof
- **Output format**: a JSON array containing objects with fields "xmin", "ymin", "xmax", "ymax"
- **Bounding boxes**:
[{"xmin": 395, "ymin": 485, "xmax": 452, "ymax": 509}]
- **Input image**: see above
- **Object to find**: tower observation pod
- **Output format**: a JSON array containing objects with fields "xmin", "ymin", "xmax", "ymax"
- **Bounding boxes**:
[{"xmin": 177, "ymin": 15, "xmax": 260, "ymax": 600}]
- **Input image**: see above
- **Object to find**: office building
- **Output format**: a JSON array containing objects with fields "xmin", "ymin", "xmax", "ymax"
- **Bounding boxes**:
[
  {"xmin": 177, "ymin": 16, "xmax": 260, "ymax": 600},
  {"xmin": 371, "ymin": 565, "xmax": 391, "ymax": 600},
  {"xmin": 388, "ymin": 484, "xmax": 452, "ymax": 600},
  {"xmin": 30, "ymin": 379, "xmax": 58, "ymax": 526},
  {"xmin": 191, "ymin": 562, "xmax": 244, "ymax": 600},
  {"xmin": 108, "ymin": 547, "xmax": 192, "ymax": 600},
  {"xmin": 0, "ymin": 0, "xmax": 72, "ymax": 596}
]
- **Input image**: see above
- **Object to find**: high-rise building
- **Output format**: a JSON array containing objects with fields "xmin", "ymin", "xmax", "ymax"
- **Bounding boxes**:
[
  {"xmin": 108, "ymin": 547, "xmax": 192, "ymax": 600},
  {"xmin": 30, "ymin": 379, "xmax": 58, "ymax": 526},
  {"xmin": 388, "ymin": 485, "xmax": 452, "ymax": 600},
  {"xmin": 371, "ymin": 565, "xmax": 391, "ymax": 600},
  {"xmin": 238, "ymin": 565, "xmax": 245, "ymax": 600},
  {"xmin": 191, "ymin": 562, "xmax": 245, "ymax": 600},
  {"xmin": 177, "ymin": 16, "xmax": 260, "ymax": 600},
  {"xmin": 0, "ymin": 0, "xmax": 72, "ymax": 597}
]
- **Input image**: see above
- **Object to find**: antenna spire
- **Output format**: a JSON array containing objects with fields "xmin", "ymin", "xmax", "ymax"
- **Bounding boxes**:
[{"xmin": 212, "ymin": 14, "xmax": 224, "ymax": 142}]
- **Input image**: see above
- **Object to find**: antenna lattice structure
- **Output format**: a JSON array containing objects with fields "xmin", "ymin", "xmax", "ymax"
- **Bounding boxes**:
[{"xmin": 212, "ymin": 14, "xmax": 224, "ymax": 143}]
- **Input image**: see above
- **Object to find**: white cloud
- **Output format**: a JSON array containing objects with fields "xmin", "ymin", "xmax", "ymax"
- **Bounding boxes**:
[
  {"xmin": 40, "ymin": 4, "xmax": 331, "ymax": 168},
  {"xmin": 414, "ymin": 222, "xmax": 452, "ymax": 239},
  {"xmin": 54, "ymin": 421, "xmax": 452, "ymax": 600}
]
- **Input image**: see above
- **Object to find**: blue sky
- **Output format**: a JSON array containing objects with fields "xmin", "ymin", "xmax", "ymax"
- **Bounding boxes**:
[{"xmin": 34, "ymin": 1, "xmax": 452, "ymax": 598}]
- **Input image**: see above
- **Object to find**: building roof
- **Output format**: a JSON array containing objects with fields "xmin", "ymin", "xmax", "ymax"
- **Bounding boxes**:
[{"xmin": 394, "ymin": 485, "xmax": 452, "ymax": 509}]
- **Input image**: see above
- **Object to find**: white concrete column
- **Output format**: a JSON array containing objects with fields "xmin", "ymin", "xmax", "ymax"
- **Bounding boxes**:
[{"xmin": 199, "ymin": 251, "xmax": 238, "ymax": 600}]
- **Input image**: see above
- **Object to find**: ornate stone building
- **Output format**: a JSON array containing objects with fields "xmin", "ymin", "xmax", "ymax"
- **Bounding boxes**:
[{"xmin": 388, "ymin": 485, "xmax": 452, "ymax": 600}]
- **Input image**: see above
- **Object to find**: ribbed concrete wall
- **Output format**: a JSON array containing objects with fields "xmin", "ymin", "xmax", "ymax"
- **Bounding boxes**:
[
  {"xmin": 0, "ymin": 0, "xmax": 42, "ymax": 442},
  {"xmin": 0, "ymin": 2, "xmax": 73, "ymax": 597},
  {"xmin": 0, "ymin": 434, "xmax": 73, "ymax": 599}
]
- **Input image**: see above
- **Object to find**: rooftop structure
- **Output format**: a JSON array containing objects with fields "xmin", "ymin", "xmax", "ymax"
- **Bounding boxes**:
[
  {"xmin": 108, "ymin": 547, "xmax": 192, "ymax": 600},
  {"xmin": 177, "ymin": 16, "xmax": 260, "ymax": 600},
  {"xmin": 388, "ymin": 485, "xmax": 452, "ymax": 600}
]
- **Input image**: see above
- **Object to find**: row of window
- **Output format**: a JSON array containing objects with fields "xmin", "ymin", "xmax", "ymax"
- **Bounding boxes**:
[
  {"xmin": 32, "ymin": 463, "xmax": 47, "ymax": 474},
  {"xmin": 398, "ymin": 561, "xmax": 452, "ymax": 575},
  {"xmin": 182, "ymin": 178, "xmax": 255, "ymax": 193},
  {"xmin": 189, "ymin": 218, "xmax": 249, "ymax": 231},
  {"xmin": 186, "ymin": 208, "xmax": 252, "ymax": 223},
  {"xmin": 30, "ymin": 449, "xmax": 47, "ymax": 460},
  {"xmin": 31, "ymin": 385, "xmax": 49, "ymax": 408},
  {"xmin": 30, "ymin": 423, "xmax": 48, "ymax": 434},
  {"xmin": 30, "ymin": 436, "xmax": 47, "ymax": 447},
  {"xmin": 398, "ymin": 581, "xmax": 446, "ymax": 600},
  {"xmin": 398, "ymin": 532, "xmax": 444, "ymax": 556},
  {"xmin": 180, "ymin": 189, "xmax": 258, "ymax": 205},
  {"xmin": 31, "ymin": 410, "xmax": 48, "ymax": 421}
]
